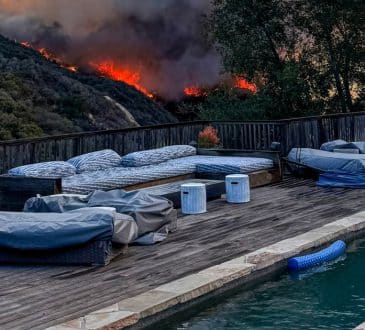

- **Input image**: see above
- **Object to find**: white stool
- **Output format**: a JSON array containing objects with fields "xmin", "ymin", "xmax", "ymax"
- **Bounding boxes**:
[
  {"xmin": 225, "ymin": 174, "xmax": 250, "ymax": 203},
  {"xmin": 181, "ymin": 183, "xmax": 207, "ymax": 214}
]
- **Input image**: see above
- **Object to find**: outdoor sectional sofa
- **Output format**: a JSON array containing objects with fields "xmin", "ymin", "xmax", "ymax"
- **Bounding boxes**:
[
  {"xmin": 288, "ymin": 147, "xmax": 365, "ymax": 174},
  {"xmin": 0, "ymin": 145, "xmax": 282, "ymax": 211},
  {"xmin": 286, "ymin": 140, "xmax": 365, "ymax": 188},
  {"xmin": 287, "ymin": 139, "xmax": 365, "ymax": 174},
  {"xmin": 0, "ymin": 188, "xmax": 177, "ymax": 266},
  {"xmin": 0, "ymin": 145, "xmax": 281, "ymax": 265}
]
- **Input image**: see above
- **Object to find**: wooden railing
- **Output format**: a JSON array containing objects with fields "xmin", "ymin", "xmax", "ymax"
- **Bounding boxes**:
[
  {"xmin": 278, "ymin": 112, "xmax": 365, "ymax": 152},
  {"xmin": 1, "ymin": 112, "xmax": 365, "ymax": 174}
]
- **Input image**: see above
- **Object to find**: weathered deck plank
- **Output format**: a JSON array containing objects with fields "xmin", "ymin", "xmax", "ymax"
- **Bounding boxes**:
[{"xmin": 1, "ymin": 177, "xmax": 365, "ymax": 330}]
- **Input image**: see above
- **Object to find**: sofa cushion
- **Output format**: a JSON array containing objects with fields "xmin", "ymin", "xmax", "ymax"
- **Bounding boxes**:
[
  {"xmin": 8, "ymin": 161, "xmax": 76, "ymax": 178},
  {"xmin": 62, "ymin": 161, "xmax": 196, "ymax": 195},
  {"xmin": 321, "ymin": 140, "xmax": 365, "ymax": 154},
  {"xmin": 349, "ymin": 142, "xmax": 365, "ymax": 154},
  {"xmin": 68, "ymin": 149, "xmax": 121, "ymax": 173},
  {"xmin": 120, "ymin": 145, "xmax": 196, "ymax": 167},
  {"xmin": 165, "ymin": 155, "xmax": 274, "ymax": 174},
  {"xmin": 195, "ymin": 156, "xmax": 274, "ymax": 174},
  {"xmin": 288, "ymin": 148, "xmax": 365, "ymax": 174},
  {"xmin": 320, "ymin": 139, "xmax": 348, "ymax": 152}
]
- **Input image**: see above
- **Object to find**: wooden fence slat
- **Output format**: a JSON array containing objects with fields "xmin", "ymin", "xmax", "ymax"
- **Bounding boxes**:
[{"xmin": 1, "ymin": 113, "xmax": 365, "ymax": 173}]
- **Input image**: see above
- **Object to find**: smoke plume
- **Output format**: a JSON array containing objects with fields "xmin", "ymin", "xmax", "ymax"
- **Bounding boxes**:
[{"xmin": 0, "ymin": 0, "xmax": 221, "ymax": 99}]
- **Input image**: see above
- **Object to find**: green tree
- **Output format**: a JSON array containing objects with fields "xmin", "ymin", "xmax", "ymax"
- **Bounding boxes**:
[
  {"xmin": 293, "ymin": 0, "xmax": 365, "ymax": 113},
  {"xmin": 197, "ymin": 88, "xmax": 266, "ymax": 121},
  {"xmin": 206, "ymin": 0, "xmax": 364, "ymax": 118},
  {"xmin": 207, "ymin": 0, "xmax": 315, "ymax": 118}
]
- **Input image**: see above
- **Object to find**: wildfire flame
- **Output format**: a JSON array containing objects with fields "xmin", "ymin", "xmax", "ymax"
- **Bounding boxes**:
[
  {"xmin": 21, "ymin": 41, "xmax": 153, "ymax": 97},
  {"xmin": 183, "ymin": 86, "xmax": 207, "ymax": 97},
  {"xmin": 183, "ymin": 77, "xmax": 257, "ymax": 97},
  {"xmin": 90, "ymin": 60, "xmax": 153, "ymax": 98},
  {"xmin": 20, "ymin": 41, "xmax": 32, "ymax": 48},
  {"xmin": 20, "ymin": 41, "xmax": 257, "ymax": 99},
  {"xmin": 234, "ymin": 77, "xmax": 257, "ymax": 93},
  {"xmin": 21, "ymin": 42, "xmax": 77, "ymax": 72}
]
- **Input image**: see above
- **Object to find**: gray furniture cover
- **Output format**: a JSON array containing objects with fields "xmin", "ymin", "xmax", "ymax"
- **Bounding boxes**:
[
  {"xmin": 101, "ymin": 207, "xmax": 138, "ymax": 245},
  {"xmin": 23, "ymin": 196, "xmax": 139, "ymax": 244},
  {"xmin": 24, "ymin": 194, "xmax": 90, "ymax": 212},
  {"xmin": 24, "ymin": 189, "xmax": 176, "ymax": 245},
  {"xmin": 87, "ymin": 190, "xmax": 175, "ymax": 237},
  {"xmin": 320, "ymin": 139, "xmax": 348, "ymax": 151},
  {"xmin": 288, "ymin": 148, "xmax": 365, "ymax": 174},
  {"xmin": 0, "ymin": 208, "xmax": 114, "ymax": 250},
  {"xmin": 320, "ymin": 140, "xmax": 365, "ymax": 153}
]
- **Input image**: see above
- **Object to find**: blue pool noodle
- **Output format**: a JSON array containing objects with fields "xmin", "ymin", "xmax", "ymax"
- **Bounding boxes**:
[{"xmin": 287, "ymin": 240, "xmax": 346, "ymax": 271}]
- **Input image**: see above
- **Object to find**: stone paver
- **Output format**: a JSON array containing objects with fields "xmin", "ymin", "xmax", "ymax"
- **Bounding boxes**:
[
  {"xmin": 355, "ymin": 321, "xmax": 365, "ymax": 330},
  {"xmin": 84, "ymin": 310, "xmax": 138, "ymax": 330},
  {"xmin": 118, "ymin": 289, "xmax": 180, "ymax": 318}
]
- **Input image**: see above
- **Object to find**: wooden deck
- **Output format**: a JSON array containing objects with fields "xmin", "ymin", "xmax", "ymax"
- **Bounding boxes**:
[{"xmin": 1, "ymin": 177, "xmax": 365, "ymax": 330}]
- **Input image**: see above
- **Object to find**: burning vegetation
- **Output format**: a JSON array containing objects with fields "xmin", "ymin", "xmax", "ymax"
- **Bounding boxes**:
[
  {"xmin": 90, "ymin": 60, "xmax": 154, "ymax": 98},
  {"xmin": 183, "ymin": 86, "xmax": 208, "ymax": 98},
  {"xmin": 234, "ymin": 77, "xmax": 257, "ymax": 94},
  {"xmin": 0, "ymin": 34, "xmax": 177, "ymax": 140},
  {"xmin": 0, "ymin": 0, "xmax": 362, "ymax": 122},
  {"xmin": 20, "ymin": 41, "xmax": 257, "ymax": 100},
  {"xmin": 21, "ymin": 42, "xmax": 77, "ymax": 72},
  {"xmin": 1, "ymin": 0, "xmax": 259, "ymax": 102}
]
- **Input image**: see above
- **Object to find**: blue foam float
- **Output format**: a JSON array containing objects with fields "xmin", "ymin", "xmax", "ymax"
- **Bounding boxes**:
[{"xmin": 288, "ymin": 240, "xmax": 346, "ymax": 271}]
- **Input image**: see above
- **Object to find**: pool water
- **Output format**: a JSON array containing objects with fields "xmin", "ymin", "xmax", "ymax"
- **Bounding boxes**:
[{"xmin": 156, "ymin": 238, "xmax": 365, "ymax": 330}]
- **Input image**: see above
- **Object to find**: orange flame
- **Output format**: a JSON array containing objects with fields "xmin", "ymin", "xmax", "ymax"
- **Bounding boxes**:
[
  {"xmin": 21, "ymin": 42, "xmax": 77, "ymax": 72},
  {"xmin": 90, "ymin": 60, "xmax": 153, "ymax": 98},
  {"xmin": 20, "ymin": 41, "xmax": 32, "ymax": 48},
  {"xmin": 234, "ymin": 77, "xmax": 257, "ymax": 93},
  {"xmin": 183, "ymin": 86, "xmax": 207, "ymax": 97},
  {"xmin": 21, "ymin": 42, "xmax": 151, "ymax": 97},
  {"xmin": 19, "ymin": 42, "xmax": 257, "ymax": 99}
]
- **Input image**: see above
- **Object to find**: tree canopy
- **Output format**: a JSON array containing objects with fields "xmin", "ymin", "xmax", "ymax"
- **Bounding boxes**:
[{"xmin": 204, "ymin": 0, "xmax": 364, "ymax": 120}]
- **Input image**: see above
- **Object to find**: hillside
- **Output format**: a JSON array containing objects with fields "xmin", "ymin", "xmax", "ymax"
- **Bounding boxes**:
[{"xmin": 0, "ymin": 35, "xmax": 177, "ymax": 140}]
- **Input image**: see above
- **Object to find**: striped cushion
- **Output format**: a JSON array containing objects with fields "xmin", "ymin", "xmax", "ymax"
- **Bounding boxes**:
[
  {"xmin": 195, "ymin": 157, "xmax": 273, "ymax": 174},
  {"xmin": 120, "ymin": 145, "xmax": 196, "ymax": 167},
  {"xmin": 67, "ymin": 149, "xmax": 121, "ymax": 173},
  {"xmin": 166, "ymin": 156, "xmax": 274, "ymax": 174},
  {"xmin": 62, "ymin": 161, "xmax": 196, "ymax": 194},
  {"xmin": 8, "ymin": 161, "xmax": 76, "ymax": 178}
]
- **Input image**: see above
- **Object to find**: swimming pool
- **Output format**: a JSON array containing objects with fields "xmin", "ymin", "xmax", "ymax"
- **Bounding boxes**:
[{"xmin": 155, "ymin": 238, "xmax": 365, "ymax": 330}]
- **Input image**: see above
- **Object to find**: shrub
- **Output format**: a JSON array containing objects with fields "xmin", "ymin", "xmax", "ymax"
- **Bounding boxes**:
[{"xmin": 198, "ymin": 126, "xmax": 220, "ymax": 148}]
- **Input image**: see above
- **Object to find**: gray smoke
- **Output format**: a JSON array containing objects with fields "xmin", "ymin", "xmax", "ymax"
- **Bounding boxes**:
[{"xmin": 0, "ymin": 0, "xmax": 221, "ymax": 99}]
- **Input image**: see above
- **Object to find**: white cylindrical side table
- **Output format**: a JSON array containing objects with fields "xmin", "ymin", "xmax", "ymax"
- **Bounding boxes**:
[
  {"xmin": 225, "ymin": 174, "xmax": 250, "ymax": 203},
  {"xmin": 181, "ymin": 183, "xmax": 207, "ymax": 214}
]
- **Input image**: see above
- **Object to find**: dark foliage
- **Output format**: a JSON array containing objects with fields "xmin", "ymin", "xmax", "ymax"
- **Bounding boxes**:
[{"xmin": 203, "ymin": 0, "xmax": 364, "ymax": 120}]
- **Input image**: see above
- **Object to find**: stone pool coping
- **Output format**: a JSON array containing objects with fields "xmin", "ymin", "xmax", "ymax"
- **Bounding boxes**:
[
  {"xmin": 355, "ymin": 322, "xmax": 365, "ymax": 329},
  {"xmin": 46, "ymin": 211, "xmax": 365, "ymax": 330}
]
